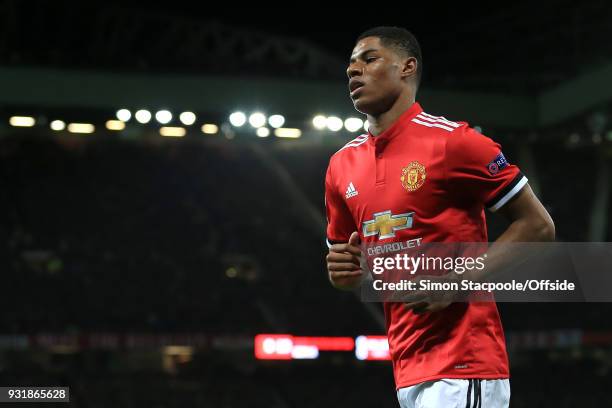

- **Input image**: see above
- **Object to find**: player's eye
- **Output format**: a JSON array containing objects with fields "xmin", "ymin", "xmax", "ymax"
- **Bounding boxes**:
[{"xmin": 366, "ymin": 57, "xmax": 378, "ymax": 63}]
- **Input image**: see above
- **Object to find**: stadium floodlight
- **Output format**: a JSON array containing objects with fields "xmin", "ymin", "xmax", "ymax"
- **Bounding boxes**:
[
  {"xmin": 50, "ymin": 120, "xmax": 66, "ymax": 131},
  {"xmin": 116, "ymin": 109, "xmax": 131, "ymax": 122},
  {"xmin": 229, "ymin": 111, "xmax": 246, "ymax": 127},
  {"xmin": 268, "ymin": 114, "xmax": 285, "ymax": 129},
  {"xmin": 202, "ymin": 123, "xmax": 219, "ymax": 135},
  {"xmin": 275, "ymin": 128, "xmax": 302, "ymax": 138},
  {"xmin": 257, "ymin": 127, "xmax": 270, "ymax": 137},
  {"xmin": 155, "ymin": 110, "xmax": 172, "ymax": 125},
  {"xmin": 9, "ymin": 116, "xmax": 36, "ymax": 127},
  {"xmin": 179, "ymin": 111, "xmax": 197, "ymax": 126},
  {"xmin": 344, "ymin": 117, "xmax": 364, "ymax": 132},
  {"xmin": 364, "ymin": 120, "xmax": 370, "ymax": 132},
  {"xmin": 159, "ymin": 127, "xmax": 186, "ymax": 137},
  {"xmin": 326, "ymin": 116, "xmax": 343, "ymax": 132},
  {"xmin": 106, "ymin": 120, "xmax": 125, "ymax": 131},
  {"xmin": 201, "ymin": 124, "xmax": 219, "ymax": 134},
  {"xmin": 67, "ymin": 123, "xmax": 95, "ymax": 134},
  {"xmin": 312, "ymin": 115, "xmax": 327, "ymax": 130},
  {"xmin": 135, "ymin": 109, "xmax": 152, "ymax": 124},
  {"xmin": 249, "ymin": 112, "xmax": 267, "ymax": 128}
]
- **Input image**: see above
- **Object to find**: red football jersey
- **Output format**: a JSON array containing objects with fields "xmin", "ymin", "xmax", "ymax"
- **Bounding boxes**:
[{"xmin": 325, "ymin": 102, "xmax": 527, "ymax": 388}]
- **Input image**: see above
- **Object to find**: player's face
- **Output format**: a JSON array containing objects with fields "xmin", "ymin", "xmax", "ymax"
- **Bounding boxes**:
[{"xmin": 347, "ymin": 36, "xmax": 406, "ymax": 116}]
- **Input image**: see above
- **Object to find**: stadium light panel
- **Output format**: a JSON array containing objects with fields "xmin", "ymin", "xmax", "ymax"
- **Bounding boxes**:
[
  {"xmin": 159, "ymin": 127, "xmax": 186, "ymax": 137},
  {"xmin": 312, "ymin": 115, "xmax": 327, "ymax": 130},
  {"xmin": 9, "ymin": 116, "xmax": 35, "ymax": 127},
  {"xmin": 249, "ymin": 112, "xmax": 267, "ymax": 128},
  {"xmin": 179, "ymin": 111, "xmax": 197, "ymax": 126},
  {"xmin": 268, "ymin": 115, "xmax": 285, "ymax": 129},
  {"xmin": 135, "ymin": 110, "xmax": 152, "ymax": 124},
  {"xmin": 326, "ymin": 116, "xmax": 343, "ymax": 132},
  {"xmin": 344, "ymin": 117, "xmax": 364, "ymax": 132},
  {"xmin": 274, "ymin": 128, "xmax": 302, "ymax": 138},
  {"xmin": 67, "ymin": 123, "xmax": 95, "ymax": 134},
  {"xmin": 229, "ymin": 112, "xmax": 246, "ymax": 127},
  {"xmin": 116, "ymin": 109, "xmax": 131, "ymax": 122},
  {"xmin": 106, "ymin": 120, "xmax": 125, "ymax": 131},
  {"xmin": 202, "ymin": 124, "xmax": 219, "ymax": 134},
  {"xmin": 50, "ymin": 120, "xmax": 66, "ymax": 131},
  {"xmin": 257, "ymin": 128, "xmax": 270, "ymax": 137},
  {"xmin": 155, "ymin": 110, "xmax": 172, "ymax": 125}
]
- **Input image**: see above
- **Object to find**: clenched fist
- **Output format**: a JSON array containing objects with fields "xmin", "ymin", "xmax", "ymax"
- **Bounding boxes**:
[{"xmin": 326, "ymin": 231, "xmax": 363, "ymax": 290}]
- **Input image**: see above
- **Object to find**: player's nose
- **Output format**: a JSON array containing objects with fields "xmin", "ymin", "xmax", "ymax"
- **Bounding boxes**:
[{"xmin": 346, "ymin": 63, "xmax": 362, "ymax": 79}]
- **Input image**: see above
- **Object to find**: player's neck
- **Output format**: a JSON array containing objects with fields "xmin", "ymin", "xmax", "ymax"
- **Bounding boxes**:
[{"xmin": 367, "ymin": 93, "xmax": 415, "ymax": 136}]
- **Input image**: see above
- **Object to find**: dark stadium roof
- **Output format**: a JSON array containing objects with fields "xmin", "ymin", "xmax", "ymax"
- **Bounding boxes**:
[{"xmin": 3, "ymin": 0, "xmax": 612, "ymax": 92}]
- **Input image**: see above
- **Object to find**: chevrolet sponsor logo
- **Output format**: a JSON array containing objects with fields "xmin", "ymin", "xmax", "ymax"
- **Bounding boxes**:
[{"xmin": 362, "ymin": 210, "xmax": 414, "ymax": 240}]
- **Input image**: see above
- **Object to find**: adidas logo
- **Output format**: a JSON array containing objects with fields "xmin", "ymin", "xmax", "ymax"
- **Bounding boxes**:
[{"xmin": 345, "ymin": 182, "xmax": 358, "ymax": 199}]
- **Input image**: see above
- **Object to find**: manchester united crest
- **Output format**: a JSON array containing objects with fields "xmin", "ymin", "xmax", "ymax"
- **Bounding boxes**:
[{"xmin": 400, "ymin": 161, "xmax": 426, "ymax": 192}]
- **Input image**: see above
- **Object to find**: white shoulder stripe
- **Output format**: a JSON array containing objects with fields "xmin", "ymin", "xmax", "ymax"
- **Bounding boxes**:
[
  {"xmin": 417, "ymin": 112, "xmax": 460, "ymax": 128},
  {"xmin": 419, "ymin": 111, "xmax": 460, "ymax": 125},
  {"xmin": 416, "ymin": 115, "xmax": 460, "ymax": 129},
  {"xmin": 345, "ymin": 134, "xmax": 368, "ymax": 143},
  {"xmin": 411, "ymin": 118, "xmax": 455, "ymax": 132},
  {"xmin": 335, "ymin": 134, "xmax": 369, "ymax": 153}
]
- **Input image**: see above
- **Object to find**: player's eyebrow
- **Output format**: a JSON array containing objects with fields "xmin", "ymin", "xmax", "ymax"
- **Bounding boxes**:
[{"xmin": 349, "ymin": 48, "xmax": 378, "ymax": 64}]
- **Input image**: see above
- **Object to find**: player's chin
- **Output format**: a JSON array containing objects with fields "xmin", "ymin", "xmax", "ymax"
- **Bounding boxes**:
[{"xmin": 352, "ymin": 97, "xmax": 377, "ymax": 116}]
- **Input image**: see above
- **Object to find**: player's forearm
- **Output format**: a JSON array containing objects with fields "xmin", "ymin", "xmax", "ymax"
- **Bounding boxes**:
[{"xmin": 463, "ymin": 214, "xmax": 555, "ymax": 283}]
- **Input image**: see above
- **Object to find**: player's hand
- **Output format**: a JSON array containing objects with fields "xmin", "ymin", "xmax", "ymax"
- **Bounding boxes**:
[
  {"xmin": 403, "ymin": 273, "xmax": 462, "ymax": 314},
  {"xmin": 327, "ymin": 231, "xmax": 363, "ymax": 290}
]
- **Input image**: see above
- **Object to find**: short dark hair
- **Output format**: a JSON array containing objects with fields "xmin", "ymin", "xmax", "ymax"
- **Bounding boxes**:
[{"xmin": 356, "ymin": 26, "xmax": 423, "ymax": 87}]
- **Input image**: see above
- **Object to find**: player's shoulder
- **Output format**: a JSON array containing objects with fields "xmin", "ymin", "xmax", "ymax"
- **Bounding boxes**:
[
  {"xmin": 411, "ymin": 110, "xmax": 469, "ymax": 137},
  {"xmin": 329, "ymin": 133, "xmax": 370, "ymax": 163}
]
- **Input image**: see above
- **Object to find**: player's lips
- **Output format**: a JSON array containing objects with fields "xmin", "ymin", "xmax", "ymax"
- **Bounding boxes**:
[{"xmin": 349, "ymin": 79, "xmax": 365, "ymax": 97}]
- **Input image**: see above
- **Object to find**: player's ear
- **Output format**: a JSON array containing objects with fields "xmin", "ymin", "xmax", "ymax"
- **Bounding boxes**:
[{"xmin": 400, "ymin": 56, "xmax": 418, "ymax": 80}]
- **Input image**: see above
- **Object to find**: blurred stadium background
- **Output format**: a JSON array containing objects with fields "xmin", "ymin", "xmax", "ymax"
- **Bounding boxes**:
[{"xmin": 1, "ymin": 0, "xmax": 612, "ymax": 406}]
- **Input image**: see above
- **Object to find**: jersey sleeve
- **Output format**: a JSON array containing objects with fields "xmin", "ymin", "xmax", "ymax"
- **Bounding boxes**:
[
  {"xmin": 324, "ymin": 161, "xmax": 357, "ymax": 247},
  {"xmin": 445, "ymin": 126, "xmax": 528, "ymax": 212}
]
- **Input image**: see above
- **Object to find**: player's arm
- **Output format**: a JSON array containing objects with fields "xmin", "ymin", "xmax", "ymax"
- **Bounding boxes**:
[
  {"xmin": 324, "ymin": 162, "xmax": 363, "ymax": 290},
  {"xmin": 442, "ymin": 125, "xmax": 555, "ymax": 247},
  {"xmin": 405, "ymin": 183, "xmax": 554, "ymax": 313},
  {"xmin": 405, "ymin": 126, "xmax": 554, "ymax": 312},
  {"xmin": 456, "ymin": 129, "xmax": 555, "ymax": 280},
  {"xmin": 465, "ymin": 182, "xmax": 554, "ymax": 283},
  {"xmin": 493, "ymin": 183, "xmax": 555, "ymax": 242}
]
